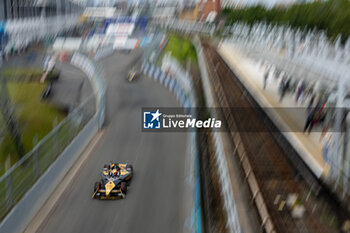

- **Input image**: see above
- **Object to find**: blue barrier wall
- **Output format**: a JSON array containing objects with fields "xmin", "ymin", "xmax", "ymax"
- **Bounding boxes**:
[{"xmin": 142, "ymin": 61, "xmax": 202, "ymax": 233}]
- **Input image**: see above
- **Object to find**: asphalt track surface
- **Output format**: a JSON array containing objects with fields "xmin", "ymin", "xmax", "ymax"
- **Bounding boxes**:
[{"xmin": 33, "ymin": 50, "xmax": 189, "ymax": 233}]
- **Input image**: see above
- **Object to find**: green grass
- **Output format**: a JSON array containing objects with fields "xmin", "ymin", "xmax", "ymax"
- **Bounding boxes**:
[
  {"xmin": 2, "ymin": 68, "xmax": 60, "ymax": 82},
  {"xmin": 0, "ymin": 82, "xmax": 71, "ymax": 221},
  {"xmin": 0, "ymin": 82, "xmax": 65, "ymax": 171},
  {"xmin": 2, "ymin": 68, "xmax": 45, "ymax": 77},
  {"xmin": 159, "ymin": 32, "xmax": 197, "ymax": 67}
]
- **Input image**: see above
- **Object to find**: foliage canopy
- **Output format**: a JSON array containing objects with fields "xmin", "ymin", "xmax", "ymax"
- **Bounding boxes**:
[{"xmin": 221, "ymin": 0, "xmax": 350, "ymax": 43}]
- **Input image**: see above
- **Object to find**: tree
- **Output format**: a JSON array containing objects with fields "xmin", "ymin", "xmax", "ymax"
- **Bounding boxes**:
[{"xmin": 220, "ymin": 0, "xmax": 350, "ymax": 43}]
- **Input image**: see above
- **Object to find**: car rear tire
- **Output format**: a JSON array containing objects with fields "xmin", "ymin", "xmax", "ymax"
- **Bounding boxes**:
[
  {"xmin": 94, "ymin": 181, "xmax": 101, "ymax": 192},
  {"xmin": 126, "ymin": 164, "xmax": 133, "ymax": 171},
  {"xmin": 121, "ymin": 182, "xmax": 127, "ymax": 195},
  {"xmin": 127, "ymin": 164, "xmax": 133, "ymax": 180}
]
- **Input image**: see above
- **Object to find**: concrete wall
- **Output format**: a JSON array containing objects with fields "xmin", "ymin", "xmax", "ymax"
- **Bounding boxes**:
[{"xmin": 0, "ymin": 114, "xmax": 99, "ymax": 233}]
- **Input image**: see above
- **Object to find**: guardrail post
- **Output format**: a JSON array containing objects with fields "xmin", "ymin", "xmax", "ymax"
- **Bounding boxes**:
[
  {"xmin": 70, "ymin": 117, "xmax": 74, "ymax": 139},
  {"xmin": 34, "ymin": 148, "xmax": 40, "ymax": 179},
  {"xmin": 53, "ymin": 118, "xmax": 59, "ymax": 159},
  {"xmin": 5, "ymin": 173, "xmax": 13, "ymax": 209},
  {"xmin": 33, "ymin": 135, "xmax": 40, "ymax": 179}
]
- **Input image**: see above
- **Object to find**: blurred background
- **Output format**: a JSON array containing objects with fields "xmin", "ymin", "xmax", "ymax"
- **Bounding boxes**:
[{"xmin": 0, "ymin": 0, "xmax": 349, "ymax": 233}]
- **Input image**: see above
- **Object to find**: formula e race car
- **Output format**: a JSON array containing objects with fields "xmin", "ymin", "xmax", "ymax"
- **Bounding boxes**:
[
  {"xmin": 92, "ymin": 162, "xmax": 133, "ymax": 199},
  {"xmin": 127, "ymin": 70, "xmax": 139, "ymax": 82}
]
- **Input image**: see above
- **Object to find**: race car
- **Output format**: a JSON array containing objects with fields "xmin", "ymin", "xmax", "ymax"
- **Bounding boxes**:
[
  {"xmin": 127, "ymin": 70, "xmax": 139, "ymax": 82},
  {"xmin": 92, "ymin": 162, "xmax": 133, "ymax": 199},
  {"xmin": 102, "ymin": 162, "xmax": 133, "ymax": 185}
]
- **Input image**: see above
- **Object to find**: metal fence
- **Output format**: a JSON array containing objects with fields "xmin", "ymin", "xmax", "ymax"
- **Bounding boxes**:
[
  {"xmin": 70, "ymin": 52, "xmax": 106, "ymax": 129},
  {"xmin": 142, "ymin": 33, "xmax": 166, "ymax": 64},
  {"xmin": 223, "ymin": 22, "xmax": 350, "ymax": 200},
  {"xmin": 150, "ymin": 18, "xmax": 216, "ymax": 35},
  {"xmin": 142, "ymin": 62, "xmax": 194, "ymax": 111},
  {"xmin": 0, "ymin": 94, "xmax": 95, "ymax": 220},
  {"xmin": 141, "ymin": 52, "xmax": 202, "ymax": 232},
  {"xmin": 193, "ymin": 36, "xmax": 243, "ymax": 233}
]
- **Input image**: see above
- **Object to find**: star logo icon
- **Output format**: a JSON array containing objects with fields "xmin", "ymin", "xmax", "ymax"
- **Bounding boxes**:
[
  {"xmin": 151, "ymin": 109, "xmax": 162, "ymax": 122},
  {"xmin": 143, "ymin": 109, "xmax": 162, "ymax": 129}
]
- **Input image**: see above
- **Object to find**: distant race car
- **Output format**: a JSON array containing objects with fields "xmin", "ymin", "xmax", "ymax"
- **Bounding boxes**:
[
  {"xmin": 127, "ymin": 70, "xmax": 139, "ymax": 82},
  {"xmin": 92, "ymin": 162, "xmax": 133, "ymax": 199}
]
